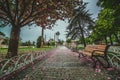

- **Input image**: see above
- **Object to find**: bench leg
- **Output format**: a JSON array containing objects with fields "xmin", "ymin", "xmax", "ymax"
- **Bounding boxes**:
[
  {"xmin": 102, "ymin": 57, "xmax": 110, "ymax": 68},
  {"xmin": 78, "ymin": 53, "xmax": 80, "ymax": 58},
  {"xmin": 93, "ymin": 56, "xmax": 110, "ymax": 68},
  {"xmin": 78, "ymin": 53, "xmax": 86, "ymax": 58}
]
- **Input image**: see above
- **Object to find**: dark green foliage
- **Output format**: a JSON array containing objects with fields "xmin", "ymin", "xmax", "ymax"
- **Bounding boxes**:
[
  {"xmin": 32, "ymin": 41, "xmax": 35, "ymax": 46},
  {"xmin": 66, "ymin": 2, "xmax": 94, "ymax": 47},
  {"xmin": 77, "ymin": 45, "xmax": 84, "ymax": 50},
  {"xmin": 21, "ymin": 41, "xmax": 35, "ymax": 46},
  {"xmin": 50, "ymin": 41, "xmax": 55, "ymax": 46},
  {"xmin": 55, "ymin": 31, "xmax": 60, "ymax": 36},
  {"xmin": 0, "ymin": 31, "xmax": 5, "ymax": 36},
  {"xmin": 66, "ymin": 39, "xmax": 71, "ymax": 43},
  {"xmin": 36, "ymin": 36, "xmax": 42, "ymax": 48},
  {"xmin": 58, "ymin": 40, "xmax": 64, "ymax": 45},
  {"xmin": 97, "ymin": 0, "xmax": 120, "ymax": 9},
  {"xmin": 91, "ymin": 0, "xmax": 120, "ymax": 45},
  {"xmin": 2, "ymin": 37, "xmax": 9, "ymax": 45}
]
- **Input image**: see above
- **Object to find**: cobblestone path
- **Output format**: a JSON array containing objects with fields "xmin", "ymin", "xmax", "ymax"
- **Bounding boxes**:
[{"xmin": 11, "ymin": 46, "xmax": 110, "ymax": 80}]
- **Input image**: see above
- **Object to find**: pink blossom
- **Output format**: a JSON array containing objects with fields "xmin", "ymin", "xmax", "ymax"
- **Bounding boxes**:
[
  {"xmin": 95, "ymin": 69, "xmax": 101, "ymax": 73},
  {"xmin": 107, "ymin": 68, "xmax": 114, "ymax": 71},
  {"xmin": 25, "ymin": 75, "xmax": 28, "ymax": 78},
  {"xmin": 107, "ymin": 77, "xmax": 111, "ymax": 80},
  {"xmin": 32, "ymin": 66, "xmax": 35, "ymax": 70},
  {"xmin": 96, "ymin": 65, "xmax": 100, "ymax": 68},
  {"xmin": 97, "ymin": 69, "xmax": 101, "ymax": 73},
  {"xmin": 24, "ymin": 75, "xmax": 30, "ymax": 80}
]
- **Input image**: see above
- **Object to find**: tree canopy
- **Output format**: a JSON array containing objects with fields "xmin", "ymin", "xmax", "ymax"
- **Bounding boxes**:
[
  {"xmin": 0, "ymin": 0, "xmax": 80, "ymax": 28},
  {"xmin": 66, "ymin": 2, "xmax": 94, "ymax": 47},
  {"xmin": 90, "ymin": 0, "xmax": 120, "ymax": 44},
  {"xmin": 0, "ymin": 0, "xmax": 82, "ymax": 58}
]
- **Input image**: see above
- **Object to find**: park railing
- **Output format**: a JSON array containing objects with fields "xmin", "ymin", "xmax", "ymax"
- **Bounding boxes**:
[
  {"xmin": 107, "ymin": 46, "xmax": 120, "ymax": 70},
  {"xmin": 0, "ymin": 51, "xmax": 47, "ymax": 79}
]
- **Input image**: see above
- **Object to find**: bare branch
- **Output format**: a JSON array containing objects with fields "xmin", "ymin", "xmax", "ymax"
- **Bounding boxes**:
[
  {"xmin": 19, "ymin": 0, "xmax": 36, "ymax": 26},
  {"xmin": 5, "ymin": 0, "xmax": 14, "ymax": 25},
  {"xmin": 0, "ymin": 16, "xmax": 10, "ymax": 22},
  {"xmin": 18, "ymin": 0, "xmax": 29, "ymax": 23},
  {"xmin": 14, "ymin": 0, "xmax": 19, "ymax": 23},
  {"xmin": 21, "ymin": 17, "xmax": 36, "ymax": 27}
]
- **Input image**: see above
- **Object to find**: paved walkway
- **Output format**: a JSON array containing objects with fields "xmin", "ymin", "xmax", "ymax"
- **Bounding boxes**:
[{"xmin": 11, "ymin": 46, "xmax": 110, "ymax": 80}]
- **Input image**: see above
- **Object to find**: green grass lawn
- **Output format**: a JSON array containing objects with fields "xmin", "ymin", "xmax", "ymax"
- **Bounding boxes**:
[{"xmin": 0, "ymin": 46, "xmax": 54, "ymax": 59}]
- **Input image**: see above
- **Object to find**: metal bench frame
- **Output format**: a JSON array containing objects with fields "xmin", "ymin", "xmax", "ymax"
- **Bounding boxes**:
[{"xmin": 91, "ymin": 45, "xmax": 111, "ymax": 68}]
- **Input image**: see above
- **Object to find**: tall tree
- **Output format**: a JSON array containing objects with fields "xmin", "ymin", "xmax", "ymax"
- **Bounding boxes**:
[
  {"xmin": 40, "ymin": 27, "xmax": 44, "ymax": 48},
  {"xmin": 55, "ymin": 31, "xmax": 60, "ymax": 41},
  {"xmin": 66, "ymin": 2, "xmax": 94, "ymax": 48},
  {"xmin": 97, "ymin": 0, "xmax": 120, "ymax": 44},
  {"xmin": 94, "ymin": 9, "xmax": 114, "ymax": 44},
  {"xmin": 36, "ymin": 36, "xmax": 42, "ymax": 48},
  {"xmin": 97, "ymin": 0, "xmax": 120, "ymax": 9},
  {"xmin": 0, "ymin": 0, "xmax": 80, "ymax": 58}
]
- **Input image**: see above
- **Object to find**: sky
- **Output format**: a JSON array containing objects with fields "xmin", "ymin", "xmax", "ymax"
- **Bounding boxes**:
[{"xmin": 0, "ymin": 0, "xmax": 101, "ymax": 42}]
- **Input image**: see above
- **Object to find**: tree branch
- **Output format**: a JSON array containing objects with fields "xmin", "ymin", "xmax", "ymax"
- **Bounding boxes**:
[
  {"xmin": 18, "ymin": 0, "xmax": 28, "ymax": 24},
  {"xmin": 0, "ymin": 16, "xmax": 10, "ymax": 22},
  {"xmin": 19, "ymin": 0, "xmax": 36, "ymax": 26},
  {"xmin": 21, "ymin": 17, "xmax": 36, "ymax": 27},
  {"xmin": 14, "ymin": 0, "xmax": 19, "ymax": 24},
  {"xmin": 5, "ymin": 0, "xmax": 14, "ymax": 25},
  {"xmin": 0, "ymin": 1, "xmax": 12, "ymax": 24}
]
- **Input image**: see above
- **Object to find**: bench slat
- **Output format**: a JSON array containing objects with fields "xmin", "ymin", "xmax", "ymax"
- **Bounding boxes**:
[
  {"xmin": 78, "ymin": 45, "xmax": 107, "ymax": 57},
  {"xmin": 78, "ymin": 45, "xmax": 111, "ymax": 68}
]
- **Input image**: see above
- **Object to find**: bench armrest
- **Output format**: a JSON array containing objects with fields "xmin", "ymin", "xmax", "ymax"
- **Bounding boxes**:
[{"xmin": 92, "ymin": 50, "xmax": 105, "ymax": 56}]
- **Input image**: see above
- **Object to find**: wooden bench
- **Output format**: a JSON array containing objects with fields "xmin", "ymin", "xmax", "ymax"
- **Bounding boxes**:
[
  {"xmin": 78, "ymin": 45, "xmax": 111, "ymax": 68},
  {"xmin": 78, "ymin": 45, "xmax": 107, "ymax": 57},
  {"xmin": 78, "ymin": 45, "xmax": 120, "ymax": 69},
  {"xmin": 91, "ymin": 45, "xmax": 110, "ymax": 68},
  {"xmin": 92, "ymin": 45, "xmax": 120, "ymax": 69}
]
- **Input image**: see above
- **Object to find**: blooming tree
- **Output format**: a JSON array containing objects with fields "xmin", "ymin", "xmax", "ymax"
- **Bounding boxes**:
[{"xmin": 0, "ymin": 0, "xmax": 81, "ymax": 58}]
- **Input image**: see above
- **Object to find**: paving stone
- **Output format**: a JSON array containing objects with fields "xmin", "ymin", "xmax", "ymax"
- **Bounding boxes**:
[{"xmin": 10, "ymin": 46, "xmax": 111, "ymax": 80}]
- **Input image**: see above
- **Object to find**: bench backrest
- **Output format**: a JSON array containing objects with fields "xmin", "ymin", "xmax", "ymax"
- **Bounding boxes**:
[{"xmin": 84, "ymin": 45, "xmax": 107, "ymax": 53}]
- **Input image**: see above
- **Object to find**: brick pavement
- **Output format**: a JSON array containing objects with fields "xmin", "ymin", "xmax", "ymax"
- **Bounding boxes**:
[{"xmin": 10, "ymin": 46, "xmax": 111, "ymax": 80}]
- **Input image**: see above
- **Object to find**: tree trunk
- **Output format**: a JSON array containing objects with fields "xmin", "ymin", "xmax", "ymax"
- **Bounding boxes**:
[
  {"xmin": 41, "ymin": 28, "xmax": 44, "ymax": 47},
  {"xmin": 79, "ymin": 23, "xmax": 86, "ymax": 48},
  {"xmin": 114, "ymin": 33, "xmax": 119, "ymax": 43},
  {"xmin": 109, "ymin": 35, "xmax": 113, "ymax": 45},
  {"xmin": 104, "ymin": 36, "xmax": 108, "ymax": 45},
  {"xmin": 81, "ymin": 31, "xmax": 86, "ymax": 48},
  {"xmin": 6, "ymin": 27, "xmax": 20, "ymax": 58}
]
